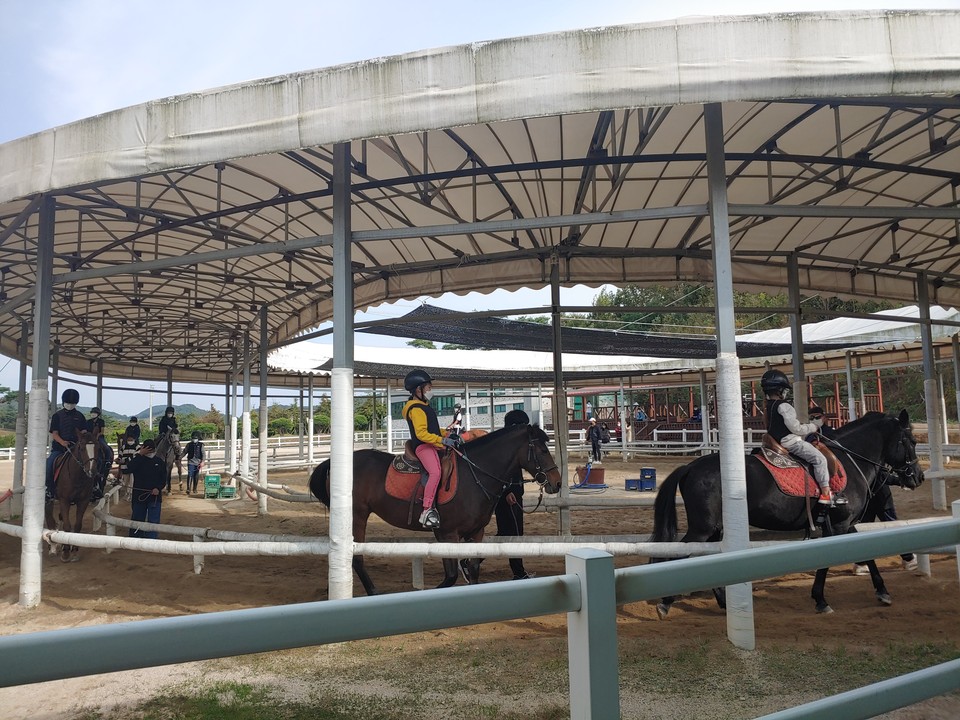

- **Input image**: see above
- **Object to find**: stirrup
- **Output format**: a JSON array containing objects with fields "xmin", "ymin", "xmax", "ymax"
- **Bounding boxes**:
[{"xmin": 419, "ymin": 507, "xmax": 440, "ymax": 528}]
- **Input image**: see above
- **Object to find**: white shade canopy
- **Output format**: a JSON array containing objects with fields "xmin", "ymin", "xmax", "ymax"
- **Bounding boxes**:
[{"xmin": 2, "ymin": 10, "xmax": 960, "ymax": 382}]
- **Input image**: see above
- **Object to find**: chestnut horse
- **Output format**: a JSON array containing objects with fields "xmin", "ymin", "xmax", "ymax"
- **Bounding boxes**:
[
  {"xmin": 309, "ymin": 423, "xmax": 562, "ymax": 595},
  {"xmin": 44, "ymin": 429, "xmax": 101, "ymax": 562}
]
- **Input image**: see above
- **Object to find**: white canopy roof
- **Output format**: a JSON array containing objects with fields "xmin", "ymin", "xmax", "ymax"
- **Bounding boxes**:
[{"xmin": 2, "ymin": 11, "xmax": 960, "ymax": 383}]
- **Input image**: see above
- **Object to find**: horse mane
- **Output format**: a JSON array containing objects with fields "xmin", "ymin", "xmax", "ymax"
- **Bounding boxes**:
[{"xmin": 461, "ymin": 422, "xmax": 546, "ymax": 450}]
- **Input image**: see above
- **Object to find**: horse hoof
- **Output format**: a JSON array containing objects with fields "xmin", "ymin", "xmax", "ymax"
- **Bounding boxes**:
[
  {"xmin": 816, "ymin": 604, "xmax": 834, "ymax": 614},
  {"xmin": 436, "ymin": 579, "xmax": 456, "ymax": 589},
  {"xmin": 656, "ymin": 603, "xmax": 670, "ymax": 620},
  {"xmin": 877, "ymin": 592, "xmax": 893, "ymax": 606}
]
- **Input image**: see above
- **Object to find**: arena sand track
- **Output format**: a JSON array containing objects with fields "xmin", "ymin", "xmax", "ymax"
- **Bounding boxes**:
[{"xmin": 1, "ymin": 457, "xmax": 958, "ymax": 719}]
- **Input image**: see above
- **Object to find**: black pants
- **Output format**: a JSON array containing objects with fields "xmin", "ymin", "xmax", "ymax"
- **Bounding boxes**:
[
  {"xmin": 860, "ymin": 484, "xmax": 914, "ymax": 563},
  {"xmin": 590, "ymin": 440, "xmax": 602, "ymax": 462},
  {"xmin": 494, "ymin": 490, "xmax": 526, "ymax": 578}
]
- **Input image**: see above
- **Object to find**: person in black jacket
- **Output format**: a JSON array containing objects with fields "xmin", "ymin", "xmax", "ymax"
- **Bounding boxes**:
[
  {"xmin": 498, "ymin": 409, "xmax": 533, "ymax": 580},
  {"xmin": 124, "ymin": 416, "xmax": 141, "ymax": 443},
  {"xmin": 587, "ymin": 417, "xmax": 603, "ymax": 463},
  {"xmin": 46, "ymin": 388, "xmax": 87, "ymax": 502},
  {"xmin": 183, "ymin": 431, "xmax": 205, "ymax": 495},
  {"xmin": 127, "ymin": 439, "xmax": 167, "ymax": 539}
]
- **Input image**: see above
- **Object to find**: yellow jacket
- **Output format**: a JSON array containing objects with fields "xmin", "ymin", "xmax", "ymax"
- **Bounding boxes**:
[{"xmin": 402, "ymin": 398, "xmax": 444, "ymax": 448}]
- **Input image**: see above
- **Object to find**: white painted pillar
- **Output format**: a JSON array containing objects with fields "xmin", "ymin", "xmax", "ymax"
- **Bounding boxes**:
[
  {"xmin": 385, "ymin": 379, "xmax": 393, "ymax": 453},
  {"xmin": 20, "ymin": 195, "xmax": 55, "ymax": 608},
  {"xmin": 308, "ymin": 374, "xmax": 315, "ymax": 465},
  {"xmin": 241, "ymin": 334, "xmax": 252, "ymax": 479},
  {"xmin": 11, "ymin": 320, "xmax": 28, "ymax": 517},
  {"xmin": 845, "ymin": 351, "xmax": 857, "ymax": 421},
  {"xmin": 298, "ymin": 375, "xmax": 305, "ymax": 461},
  {"xmin": 258, "ymin": 305, "xmax": 269, "ymax": 516},
  {"xmin": 705, "ymin": 103, "xmax": 754, "ymax": 650},
  {"xmin": 464, "ymin": 382, "xmax": 472, "ymax": 431},
  {"xmin": 918, "ymin": 277, "xmax": 947, "ymax": 510},
  {"xmin": 699, "ymin": 370, "xmax": 712, "ymax": 455},
  {"xmin": 550, "ymin": 258, "xmax": 572, "ymax": 536},
  {"xmin": 329, "ymin": 142, "xmax": 356, "ymax": 600}
]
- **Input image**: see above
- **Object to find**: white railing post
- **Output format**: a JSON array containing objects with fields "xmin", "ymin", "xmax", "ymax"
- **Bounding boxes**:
[
  {"xmin": 954, "ymin": 500, "xmax": 960, "ymax": 589},
  {"xmin": 566, "ymin": 549, "xmax": 619, "ymax": 720}
]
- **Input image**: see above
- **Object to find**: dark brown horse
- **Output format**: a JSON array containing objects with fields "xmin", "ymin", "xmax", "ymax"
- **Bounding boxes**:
[
  {"xmin": 309, "ymin": 423, "xmax": 562, "ymax": 595},
  {"xmin": 652, "ymin": 411, "xmax": 924, "ymax": 616},
  {"xmin": 44, "ymin": 429, "xmax": 101, "ymax": 562}
]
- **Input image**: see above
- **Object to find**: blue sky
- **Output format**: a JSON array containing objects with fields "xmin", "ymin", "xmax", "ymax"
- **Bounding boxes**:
[{"xmin": 1, "ymin": 0, "xmax": 955, "ymax": 414}]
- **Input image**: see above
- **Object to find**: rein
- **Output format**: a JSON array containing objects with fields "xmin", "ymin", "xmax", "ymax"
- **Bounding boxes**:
[{"xmin": 452, "ymin": 435, "xmax": 558, "ymax": 511}]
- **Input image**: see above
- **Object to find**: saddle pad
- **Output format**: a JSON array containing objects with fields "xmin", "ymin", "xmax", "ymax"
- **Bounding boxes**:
[
  {"xmin": 385, "ymin": 453, "xmax": 459, "ymax": 506},
  {"xmin": 391, "ymin": 454, "xmax": 421, "ymax": 474},
  {"xmin": 756, "ymin": 453, "xmax": 847, "ymax": 497}
]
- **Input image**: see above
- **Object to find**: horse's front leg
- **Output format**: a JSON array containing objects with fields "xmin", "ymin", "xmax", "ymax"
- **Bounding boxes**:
[
  {"xmin": 436, "ymin": 530, "xmax": 462, "ymax": 589},
  {"xmin": 810, "ymin": 567, "xmax": 832, "ymax": 613},
  {"xmin": 44, "ymin": 501, "xmax": 59, "ymax": 556},
  {"xmin": 67, "ymin": 501, "xmax": 90, "ymax": 562},
  {"xmin": 850, "ymin": 527, "xmax": 893, "ymax": 606},
  {"xmin": 457, "ymin": 530, "xmax": 485, "ymax": 585}
]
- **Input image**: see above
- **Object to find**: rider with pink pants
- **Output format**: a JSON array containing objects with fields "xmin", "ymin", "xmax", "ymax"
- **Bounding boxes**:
[{"xmin": 402, "ymin": 368, "xmax": 460, "ymax": 528}]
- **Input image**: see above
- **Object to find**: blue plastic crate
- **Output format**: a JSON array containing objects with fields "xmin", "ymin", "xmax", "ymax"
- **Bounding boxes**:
[
  {"xmin": 640, "ymin": 467, "xmax": 657, "ymax": 491},
  {"xmin": 625, "ymin": 478, "xmax": 640, "ymax": 491}
]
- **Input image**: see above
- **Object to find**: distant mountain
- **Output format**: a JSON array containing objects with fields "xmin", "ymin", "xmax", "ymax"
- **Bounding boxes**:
[{"xmin": 132, "ymin": 404, "xmax": 207, "ymax": 420}]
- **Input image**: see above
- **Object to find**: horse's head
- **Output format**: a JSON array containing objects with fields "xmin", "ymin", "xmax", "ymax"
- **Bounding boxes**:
[
  {"xmin": 521, "ymin": 424, "xmax": 562, "ymax": 494},
  {"xmin": 74, "ymin": 430, "xmax": 99, "ymax": 478},
  {"xmin": 884, "ymin": 409, "xmax": 924, "ymax": 490}
]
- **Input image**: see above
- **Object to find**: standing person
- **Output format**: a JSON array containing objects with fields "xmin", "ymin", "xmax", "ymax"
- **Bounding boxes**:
[
  {"xmin": 446, "ymin": 402, "xmax": 465, "ymax": 436},
  {"xmin": 402, "ymin": 368, "xmax": 461, "ymax": 528},
  {"xmin": 761, "ymin": 370, "xmax": 846, "ymax": 507},
  {"xmin": 45, "ymin": 389, "xmax": 87, "ymax": 503},
  {"xmin": 126, "ymin": 439, "xmax": 167, "ymax": 539},
  {"xmin": 585, "ymin": 400, "xmax": 593, "ymax": 420},
  {"xmin": 124, "ymin": 416, "xmax": 141, "ymax": 443},
  {"xmin": 117, "ymin": 434, "xmax": 139, "ymax": 501},
  {"xmin": 497, "ymin": 409, "xmax": 533, "ymax": 580},
  {"xmin": 86, "ymin": 406, "xmax": 115, "ymax": 501},
  {"xmin": 587, "ymin": 417, "xmax": 603, "ymax": 463},
  {"xmin": 183, "ymin": 431, "xmax": 206, "ymax": 495},
  {"xmin": 158, "ymin": 406, "xmax": 179, "ymax": 437}
]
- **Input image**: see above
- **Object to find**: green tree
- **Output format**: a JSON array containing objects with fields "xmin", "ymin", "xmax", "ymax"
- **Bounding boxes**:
[{"xmin": 407, "ymin": 339, "xmax": 436, "ymax": 349}]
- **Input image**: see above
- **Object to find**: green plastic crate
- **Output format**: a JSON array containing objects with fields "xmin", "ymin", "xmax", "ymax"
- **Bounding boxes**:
[
  {"xmin": 218, "ymin": 486, "xmax": 237, "ymax": 499},
  {"xmin": 204, "ymin": 475, "xmax": 221, "ymax": 499}
]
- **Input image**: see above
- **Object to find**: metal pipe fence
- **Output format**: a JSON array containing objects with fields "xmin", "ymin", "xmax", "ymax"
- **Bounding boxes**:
[{"xmin": 1, "ymin": 513, "xmax": 958, "ymax": 719}]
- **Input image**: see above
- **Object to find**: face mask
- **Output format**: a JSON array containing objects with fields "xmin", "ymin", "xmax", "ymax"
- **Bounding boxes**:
[
  {"xmin": 63, "ymin": 403, "xmax": 76, "ymax": 411},
  {"xmin": 131, "ymin": 420, "xmax": 138, "ymax": 425},
  {"xmin": 166, "ymin": 413, "xmax": 173, "ymax": 418},
  {"xmin": 424, "ymin": 390, "xmax": 434, "ymax": 401},
  {"xmin": 91, "ymin": 413, "xmax": 99, "ymax": 419},
  {"xmin": 126, "ymin": 441, "xmax": 135, "ymax": 446}
]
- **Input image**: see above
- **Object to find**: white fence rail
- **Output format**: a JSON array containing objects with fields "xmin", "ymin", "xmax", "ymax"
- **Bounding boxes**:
[{"xmin": 1, "ymin": 514, "xmax": 959, "ymax": 719}]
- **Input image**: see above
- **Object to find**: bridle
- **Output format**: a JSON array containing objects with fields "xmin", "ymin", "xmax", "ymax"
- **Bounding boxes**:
[{"xmin": 454, "ymin": 429, "xmax": 559, "ymax": 505}]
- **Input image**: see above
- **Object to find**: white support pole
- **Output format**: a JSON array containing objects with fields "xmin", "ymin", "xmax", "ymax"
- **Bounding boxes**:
[
  {"xmin": 11, "ymin": 320, "xmax": 29, "ymax": 517},
  {"xmin": 788, "ymin": 255, "xmax": 808, "ymax": 422},
  {"xmin": 918, "ymin": 276, "xmax": 947, "ymax": 510},
  {"xmin": 619, "ymin": 380, "xmax": 627, "ymax": 461},
  {"xmin": 385, "ymin": 379, "xmax": 393, "ymax": 453},
  {"xmin": 308, "ymin": 374, "xmax": 315, "ymax": 465},
  {"xmin": 705, "ymin": 103, "xmax": 755, "ymax": 650},
  {"xmin": 550, "ymin": 258, "xmax": 572, "ymax": 536},
  {"xmin": 258, "ymin": 306, "xmax": 269, "ymax": 516},
  {"xmin": 230, "ymin": 357, "xmax": 239, "ymax": 476},
  {"xmin": 50, "ymin": 342, "xmax": 59, "ymax": 419},
  {"xmin": 464, "ymin": 382, "xmax": 472, "ymax": 431},
  {"xmin": 537, "ymin": 383, "xmax": 544, "ymax": 429},
  {"xmin": 20, "ymin": 194, "xmax": 55, "ymax": 608},
  {"xmin": 241, "ymin": 334, "xmax": 252, "ymax": 479},
  {"xmin": 488, "ymin": 383, "xmax": 495, "ymax": 431},
  {"xmin": 96, "ymin": 359, "xmax": 103, "ymax": 411},
  {"xmin": 223, "ymin": 371, "xmax": 232, "ymax": 471},
  {"xmin": 699, "ymin": 370, "xmax": 712, "ymax": 455},
  {"xmin": 329, "ymin": 142, "xmax": 356, "ymax": 601},
  {"xmin": 298, "ymin": 375, "xmax": 305, "ymax": 461},
  {"xmin": 953, "ymin": 335, "xmax": 960, "ymax": 441},
  {"xmin": 566, "ymin": 549, "xmax": 620, "ymax": 719},
  {"xmin": 845, "ymin": 351, "xmax": 857, "ymax": 422},
  {"xmin": 371, "ymin": 377, "xmax": 378, "ymax": 450}
]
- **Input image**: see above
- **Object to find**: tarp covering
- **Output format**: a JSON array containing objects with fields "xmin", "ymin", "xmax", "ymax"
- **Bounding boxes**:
[{"xmin": 357, "ymin": 304, "xmax": 864, "ymax": 359}]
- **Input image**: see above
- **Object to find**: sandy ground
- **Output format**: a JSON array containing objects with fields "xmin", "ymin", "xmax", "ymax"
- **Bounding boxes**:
[{"xmin": 1, "ymin": 453, "xmax": 958, "ymax": 719}]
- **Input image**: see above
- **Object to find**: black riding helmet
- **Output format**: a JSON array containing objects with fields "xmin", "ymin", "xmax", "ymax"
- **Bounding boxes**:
[
  {"xmin": 504, "ymin": 409, "xmax": 530, "ymax": 426},
  {"xmin": 61, "ymin": 388, "xmax": 80, "ymax": 404},
  {"xmin": 129, "ymin": 416, "xmax": 138, "ymax": 423},
  {"xmin": 191, "ymin": 431, "xmax": 200, "ymax": 440},
  {"xmin": 403, "ymin": 369, "xmax": 433, "ymax": 395},
  {"xmin": 760, "ymin": 369, "xmax": 791, "ymax": 394},
  {"xmin": 165, "ymin": 406, "xmax": 175, "ymax": 414},
  {"xmin": 90, "ymin": 406, "xmax": 101, "ymax": 415}
]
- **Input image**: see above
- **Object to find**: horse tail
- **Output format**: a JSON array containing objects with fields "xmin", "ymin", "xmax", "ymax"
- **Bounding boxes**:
[
  {"xmin": 652, "ymin": 464, "xmax": 687, "ymax": 543},
  {"xmin": 309, "ymin": 459, "xmax": 331, "ymax": 507}
]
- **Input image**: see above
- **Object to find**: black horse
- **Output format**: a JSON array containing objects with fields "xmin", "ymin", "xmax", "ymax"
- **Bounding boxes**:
[
  {"xmin": 652, "ymin": 410, "xmax": 924, "ymax": 616},
  {"xmin": 309, "ymin": 423, "xmax": 562, "ymax": 595}
]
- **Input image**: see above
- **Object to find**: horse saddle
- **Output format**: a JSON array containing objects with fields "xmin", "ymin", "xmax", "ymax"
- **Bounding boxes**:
[
  {"xmin": 756, "ymin": 434, "xmax": 847, "ymax": 498},
  {"xmin": 385, "ymin": 440, "xmax": 459, "ymax": 506}
]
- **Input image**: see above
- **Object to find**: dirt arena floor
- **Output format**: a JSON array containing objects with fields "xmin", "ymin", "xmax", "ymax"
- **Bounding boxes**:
[{"xmin": 1, "ymin": 453, "xmax": 958, "ymax": 719}]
